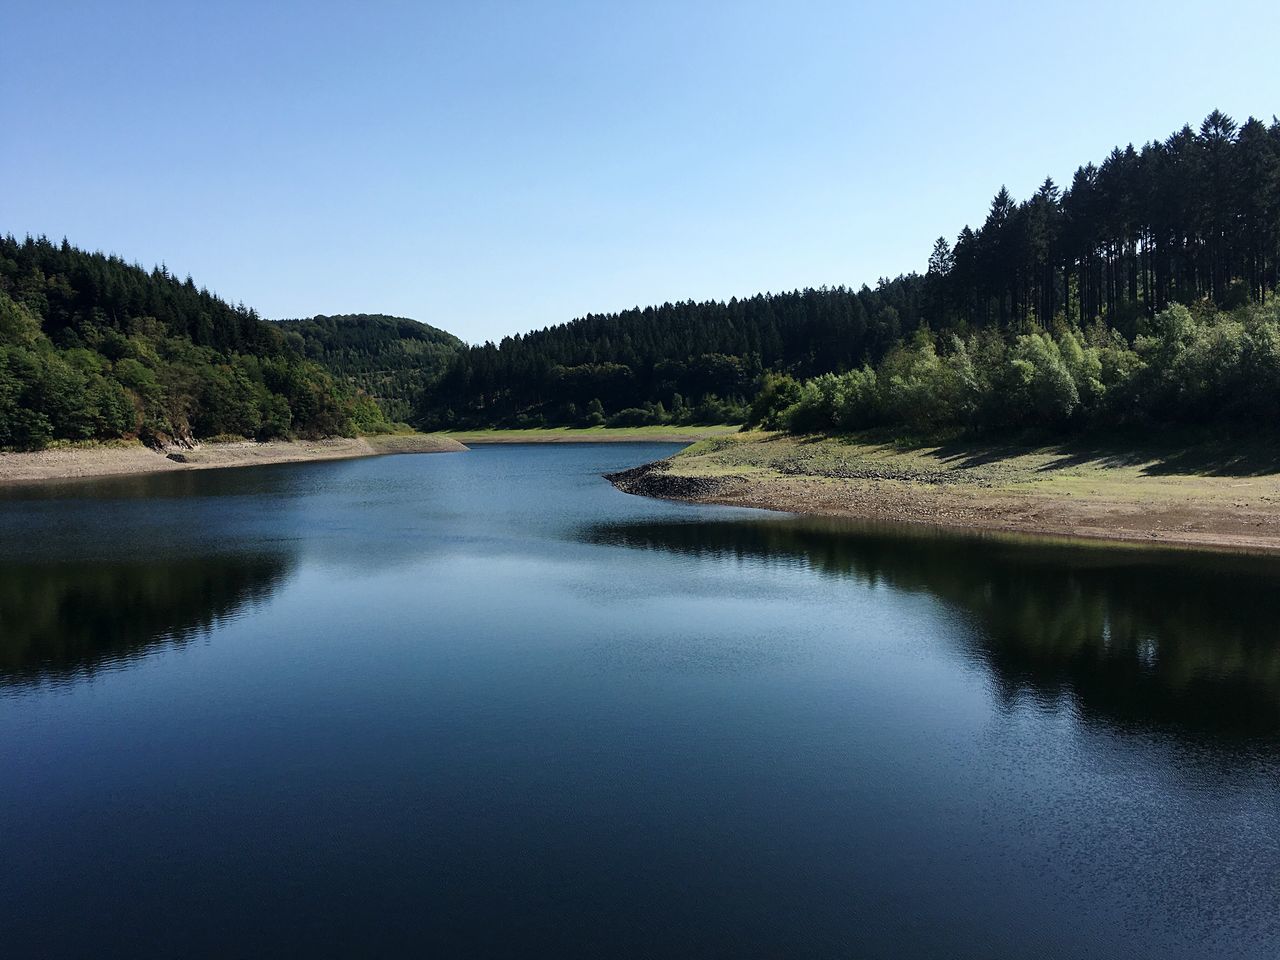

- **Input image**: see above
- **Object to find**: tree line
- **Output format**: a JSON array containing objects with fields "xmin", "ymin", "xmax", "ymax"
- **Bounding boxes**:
[
  {"xmin": 0, "ymin": 235, "xmax": 392, "ymax": 449},
  {"xmin": 419, "ymin": 111, "xmax": 1280, "ymax": 430},
  {"xmin": 272, "ymin": 314, "xmax": 462, "ymax": 423},
  {"xmin": 420, "ymin": 280, "xmax": 924, "ymax": 427},
  {"xmin": 750, "ymin": 300, "xmax": 1280, "ymax": 436},
  {"xmin": 928, "ymin": 110, "xmax": 1279, "ymax": 337},
  {"xmin": 7, "ymin": 111, "xmax": 1276, "ymax": 445}
]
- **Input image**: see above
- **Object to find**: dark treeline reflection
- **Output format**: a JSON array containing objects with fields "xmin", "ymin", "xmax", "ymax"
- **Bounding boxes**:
[
  {"xmin": 0, "ymin": 553, "xmax": 291, "ymax": 685},
  {"xmin": 584, "ymin": 518, "xmax": 1280, "ymax": 743}
]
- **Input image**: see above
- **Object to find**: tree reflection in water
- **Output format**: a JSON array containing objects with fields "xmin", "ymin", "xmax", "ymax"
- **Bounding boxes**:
[
  {"xmin": 582, "ymin": 517, "xmax": 1280, "ymax": 745},
  {"xmin": 0, "ymin": 553, "xmax": 291, "ymax": 686}
]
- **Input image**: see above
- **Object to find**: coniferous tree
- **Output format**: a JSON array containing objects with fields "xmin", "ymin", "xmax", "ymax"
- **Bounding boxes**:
[{"xmin": 418, "ymin": 111, "xmax": 1280, "ymax": 430}]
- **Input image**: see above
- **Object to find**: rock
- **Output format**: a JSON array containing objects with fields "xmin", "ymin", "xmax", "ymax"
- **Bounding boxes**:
[{"xmin": 604, "ymin": 462, "xmax": 744, "ymax": 501}]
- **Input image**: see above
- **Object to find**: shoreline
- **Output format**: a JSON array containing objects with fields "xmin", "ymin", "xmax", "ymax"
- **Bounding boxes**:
[
  {"xmin": 441, "ymin": 425, "xmax": 740, "ymax": 444},
  {"xmin": 606, "ymin": 434, "xmax": 1280, "ymax": 555},
  {"xmin": 0, "ymin": 434, "xmax": 468, "ymax": 486}
]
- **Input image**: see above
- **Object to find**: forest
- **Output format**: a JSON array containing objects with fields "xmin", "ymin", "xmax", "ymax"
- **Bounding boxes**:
[
  {"xmin": 6, "ymin": 111, "xmax": 1278, "ymax": 446},
  {"xmin": 418, "ymin": 111, "xmax": 1280, "ymax": 433},
  {"xmin": 272, "ymin": 314, "xmax": 462, "ymax": 423},
  {"xmin": 420, "ymin": 280, "xmax": 923, "ymax": 428},
  {"xmin": 750, "ymin": 300, "xmax": 1280, "ymax": 436},
  {"xmin": 0, "ymin": 236, "xmax": 392, "ymax": 449}
]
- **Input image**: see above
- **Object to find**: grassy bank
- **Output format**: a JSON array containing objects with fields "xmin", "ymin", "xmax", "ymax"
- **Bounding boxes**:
[
  {"xmin": 442, "ymin": 424, "xmax": 740, "ymax": 444},
  {"xmin": 610, "ymin": 431, "xmax": 1280, "ymax": 553}
]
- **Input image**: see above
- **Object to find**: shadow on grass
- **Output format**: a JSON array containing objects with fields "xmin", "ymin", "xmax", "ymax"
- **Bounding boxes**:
[
  {"xmin": 1136, "ymin": 443, "xmax": 1280, "ymax": 477},
  {"xmin": 838, "ymin": 428, "xmax": 1280, "ymax": 478}
]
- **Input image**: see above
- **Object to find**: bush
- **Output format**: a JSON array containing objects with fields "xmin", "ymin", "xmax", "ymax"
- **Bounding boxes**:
[
  {"xmin": 746, "ymin": 373, "xmax": 802, "ymax": 429},
  {"xmin": 782, "ymin": 374, "xmax": 845, "ymax": 433},
  {"xmin": 688, "ymin": 394, "xmax": 747, "ymax": 424},
  {"xmin": 1005, "ymin": 333, "xmax": 1079, "ymax": 425},
  {"xmin": 607, "ymin": 407, "xmax": 658, "ymax": 427}
]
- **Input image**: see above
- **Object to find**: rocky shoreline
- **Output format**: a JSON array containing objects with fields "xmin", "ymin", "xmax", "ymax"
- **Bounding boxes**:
[{"xmin": 604, "ymin": 460, "xmax": 746, "ymax": 500}]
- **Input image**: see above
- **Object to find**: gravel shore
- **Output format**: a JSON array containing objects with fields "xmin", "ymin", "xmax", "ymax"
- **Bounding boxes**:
[{"xmin": 0, "ymin": 435, "xmax": 467, "ymax": 486}]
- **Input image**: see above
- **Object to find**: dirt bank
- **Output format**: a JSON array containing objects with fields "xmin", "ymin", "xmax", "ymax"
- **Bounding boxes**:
[
  {"xmin": 606, "ymin": 433, "xmax": 1280, "ymax": 554},
  {"xmin": 0, "ymin": 434, "xmax": 467, "ymax": 486}
]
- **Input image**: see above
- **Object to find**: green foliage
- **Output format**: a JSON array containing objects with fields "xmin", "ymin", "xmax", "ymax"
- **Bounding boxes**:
[
  {"xmin": 688, "ymin": 394, "xmax": 749, "ymax": 425},
  {"xmin": 9, "ymin": 112, "xmax": 1279, "ymax": 444},
  {"xmin": 775, "ymin": 302, "xmax": 1280, "ymax": 437},
  {"xmin": 780, "ymin": 366, "xmax": 879, "ymax": 433},
  {"xmin": 0, "ymin": 237, "xmax": 393, "ymax": 449},
  {"xmin": 746, "ymin": 373, "xmax": 802, "ymax": 429},
  {"xmin": 607, "ymin": 407, "xmax": 661, "ymax": 427},
  {"xmin": 581, "ymin": 398, "xmax": 606, "ymax": 427},
  {"xmin": 419, "ymin": 289, "xmax": 898, "ymax": 428},
  {"xmin": 0, "ymin": 294, "xmax": 41, "ymax": 345},
  {"xmin": 272, "ymin": 314, "xmax": 462, "ymax": 422},
  {"xmin": 418, "ymin": 111, "xmax": 1280, "ymax": 432},
  {"xmin": 1006, "ymin": 333, "xmax": 1079, "ymax": 425},
  {"xmin": 879, "ymin": 330, "xmax": 953, "ymax": 431}
]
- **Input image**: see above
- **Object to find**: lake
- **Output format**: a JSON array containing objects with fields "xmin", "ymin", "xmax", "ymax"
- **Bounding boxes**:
[{"xmin": 1, "ymin": 443, "xmax": 1277, "ymax": 958}]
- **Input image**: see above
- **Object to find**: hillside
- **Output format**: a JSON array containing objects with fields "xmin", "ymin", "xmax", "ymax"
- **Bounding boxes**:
[
  {"xmin": 0, "ymin": 236, "xmax": 392, "ymax": 449},
  {"xmin": 273, "ymin": 314, "xmax": 462, "ymax": 422},
  {"xmin": 419, "ymin": 111, "xmax": 1280, "ymax": 431},
  {"xmin": 420, "ymin": 280, "xmax": 922, "ymax": 428}
]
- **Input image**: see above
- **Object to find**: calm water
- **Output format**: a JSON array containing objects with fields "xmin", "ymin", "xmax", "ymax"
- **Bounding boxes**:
[{"xmin": 2, "ymin": 443, "xmax": 1278, "ymax": 958}]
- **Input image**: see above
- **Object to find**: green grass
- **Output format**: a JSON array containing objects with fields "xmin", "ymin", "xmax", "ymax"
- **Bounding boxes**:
[
  {"xmin": 441, "ymin": 424, "xmax": 742, "ymax": 443},
  {"xmin": 664, "ymin": 430, "xmax": 1280, "ymax": 503}
]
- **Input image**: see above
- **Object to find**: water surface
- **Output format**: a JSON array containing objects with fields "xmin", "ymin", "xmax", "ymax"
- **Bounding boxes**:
[{"xmin": 2, "ymin": 444, "xmax": 1277, "ymax": 958}]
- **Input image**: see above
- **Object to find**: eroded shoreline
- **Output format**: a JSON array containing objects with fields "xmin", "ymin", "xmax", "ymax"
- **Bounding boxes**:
[
  {"xmin": 606, "ymin": 434, "xmax": 1280, "ymax": 554},
  {"xmin": 0, "ymin": 434, "xmax": 468, "ymax": 486}
]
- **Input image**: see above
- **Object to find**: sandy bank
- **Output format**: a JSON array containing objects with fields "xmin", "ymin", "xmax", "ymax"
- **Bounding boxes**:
[
  {"xmin": 0, "ymin": 434, "xmax": 467, "ymax": 486},
  {"xmin": 607, "ymin": 434, "xmax": 1280, "ymax": 554}
]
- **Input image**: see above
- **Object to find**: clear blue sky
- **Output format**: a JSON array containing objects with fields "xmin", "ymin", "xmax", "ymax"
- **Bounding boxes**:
[{"xmin": 4, "ymin": 1, "xmax": 1279, "ymax": 343}]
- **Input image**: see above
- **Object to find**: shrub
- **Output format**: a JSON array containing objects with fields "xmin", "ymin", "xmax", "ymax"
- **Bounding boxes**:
[
  {"xmin": 607, "ymin": 407, "xmax": 658, "ymax": 427},
  {"xmin": 746, "ymin": 373, "xmax": 802, "ymax": 429}
]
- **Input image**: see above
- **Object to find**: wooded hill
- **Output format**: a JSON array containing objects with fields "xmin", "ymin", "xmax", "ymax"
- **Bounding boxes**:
[
  {"xmin": 272, "ymin": 314, "xmax": 462, "ymax": 423},
  {"xmin": 7, "ymin": 111, "xmax": 1276, "ymax": 445},
  {"xmin": 0, "ymin": 236, "xmax": 393, "ymax": 449},
  {"xmin": 418, "ymin": 111, "xmax": 1280, "ymax": 429}
]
